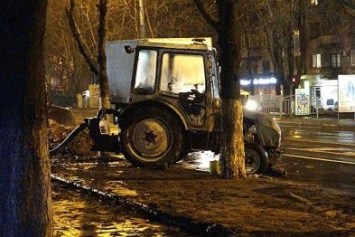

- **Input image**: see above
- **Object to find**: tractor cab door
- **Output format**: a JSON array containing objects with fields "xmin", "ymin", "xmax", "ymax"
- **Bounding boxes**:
[{"xmin": 158, "ymin": 52, "xmax": 208, "ymax": 127}]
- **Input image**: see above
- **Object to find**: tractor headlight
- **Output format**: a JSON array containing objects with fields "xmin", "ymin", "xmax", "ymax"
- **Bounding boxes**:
[{"xmin": 245, "ymin": 100, "xmax": 258, "ymax": 111}]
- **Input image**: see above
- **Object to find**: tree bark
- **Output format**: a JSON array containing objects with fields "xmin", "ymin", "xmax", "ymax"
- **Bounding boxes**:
[
  {"xmin": 296, "ymin": 0, "xmax": 308, "ymax": 89},
  {"xmin": 216, "ymin": 0, "xmax": 246, "ymax": 179},
  {"xmin": 0, "ymin": 1, "xmax": 52, "ymax": 236},
  {"xmin": 97, "ymin": 0, "xmax": 111, "ymax": 109},
  {"xmin": 193, "ymin": 0, "xmax": 246, "ymax": 179},
  {"xmin": 219, "ymin": 99, "xmax": 246, "ymax": 179}
]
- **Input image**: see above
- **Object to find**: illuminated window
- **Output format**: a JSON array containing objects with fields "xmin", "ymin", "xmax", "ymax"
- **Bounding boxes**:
[
  {"xmin": 134, "ymin": 50, "xmax": 157, "ymax": 94},
  {"xmin": 350, "ymin": 50, "xmax": 355, "ymax": 66},
  {"xmin": 312, "ymin": 54, "xmax": 321, "ymax": 68},
  {"xmin": 311, "ymin": 0, "xmax": 318, "ymax": 6},
  {"xmin": 160, "ymin": 53, "xmax": 206, "ymax": 94},
  {"xmin": 331, "ymin": 54, "xmax": 341, "ymax": 68},
  {"xmin": 293, "ymin": 30, "xmax": 300, "ymax": 56}
]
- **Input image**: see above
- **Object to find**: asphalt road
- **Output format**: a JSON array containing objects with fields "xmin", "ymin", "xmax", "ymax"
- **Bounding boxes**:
[{"xmin": 280, "ymin": 122, "xmax": 355, "ymax": 193}]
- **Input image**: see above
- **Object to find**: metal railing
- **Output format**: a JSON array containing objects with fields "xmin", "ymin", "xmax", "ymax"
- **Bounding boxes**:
[
  {"xmin": 249, "ymin": 94, "xmax": 355, "ymax": 119},
  {"xmin": 249, "ymin": 95, "xmax": 295, "ymax": 117}
]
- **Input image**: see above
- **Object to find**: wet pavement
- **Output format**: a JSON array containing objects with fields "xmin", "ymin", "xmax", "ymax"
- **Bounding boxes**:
[
  {"xmin": 51, "ymin": 154, "xmax": 232, "ymax": 237},
  {"xmin": 279, "ymin": 120, "xmax": 355, "ymax": 194},
  {"xmin": 52, "ymin": 181, "xmax": 195, "ymax": 237}
]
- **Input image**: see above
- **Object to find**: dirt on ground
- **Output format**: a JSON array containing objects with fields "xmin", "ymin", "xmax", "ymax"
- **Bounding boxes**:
[{"xmin": 51, "ymin": 153, "xmax": 355, "ymax": 237}]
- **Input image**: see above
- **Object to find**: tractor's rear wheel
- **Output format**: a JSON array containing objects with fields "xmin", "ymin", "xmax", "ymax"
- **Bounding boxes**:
[{"xmin": 120, "ymin": 107, "xmax": 183, "ymax": 167}]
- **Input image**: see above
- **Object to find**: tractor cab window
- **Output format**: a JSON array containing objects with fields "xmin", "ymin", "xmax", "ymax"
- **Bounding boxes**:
[
  {"xmin": 210, "ymin": 52, "xmax": 220, "ymax": 100},
  {"xmin": 134, "ymin": 50, "xmax": 157, "ymax": 94},
  {"xmin": 160, "ymin": 53, "xmax": 206, "ymax": 95}
]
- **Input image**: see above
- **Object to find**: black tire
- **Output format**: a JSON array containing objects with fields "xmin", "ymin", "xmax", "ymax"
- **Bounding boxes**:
[
  {"xmin": 244, "ymin": 143, "xmax": 269, "ymax": 174},
  {"xmin": 173, "ymin": 146, "xmax": 189, "ymax": 163},
  {"xmin": 172, "ymin": 131, "xmax": 189, "ymax": 163},
  {"xmin": 120, "ymin": 107, "xmax": 183, "ymax": 167}
]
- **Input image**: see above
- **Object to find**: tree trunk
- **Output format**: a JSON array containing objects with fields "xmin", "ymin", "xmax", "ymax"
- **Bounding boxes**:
[
  {"xmin": 219, "ymin": 99, "xmax": 246, "ymax": 179},
  {"xmin": 296, "ymin": 0, "xmax": 308, "ymax": 88},
  {"xmin": 287, "ymin": 21, "xmax": 295, "ymax": 95},
  {"xmin": 97, "ymin": 0, "xmax": 111, "ymax": 109},
  {"xmin": 193, "ymin": 0, "xmax": 246, "ymax": 179},
  {"xmin": 216, "ymin": 0, "xmax": 246, "ymax": 179},
  {"xmin": 0, "ymin": 1, "xmax": 52, "ymax": 236}
]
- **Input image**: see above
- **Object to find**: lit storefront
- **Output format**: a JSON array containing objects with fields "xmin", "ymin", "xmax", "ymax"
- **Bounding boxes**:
[
  {"xmin": 297, "ymin": 74, "xmax": 355, "ymax": 114},
  {"xmin": 240, "ymin": 75, "xmax": 278, "ymax": 96}
]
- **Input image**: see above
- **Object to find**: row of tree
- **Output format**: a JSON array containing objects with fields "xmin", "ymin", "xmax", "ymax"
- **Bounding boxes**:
[
  {"xmin": 48, "ymin": 0, "xmax": 355, "ymax": 99},
  {"xmin": 46, "ymin": 0, "xmax": 309, "ymax": 98},
  {"xmin": 46, "ymin": 0, "xmax": 355, "ymax": 100},
  {"xmin": 45, "ymin": 0, "xmax": 216, "ymax": 97}
]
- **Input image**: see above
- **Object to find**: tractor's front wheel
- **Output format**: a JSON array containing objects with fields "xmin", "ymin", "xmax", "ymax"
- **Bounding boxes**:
[{"xmin": 245, "ymin": 143, "xmax": 269, "ymax": 174}]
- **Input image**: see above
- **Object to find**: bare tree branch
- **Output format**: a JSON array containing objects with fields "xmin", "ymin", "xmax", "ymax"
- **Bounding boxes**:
[
  {"xmin": 192, "ymin": 0, "xmax": 219, "ymax": 29},
  {"xmin": 66, "ymin": 0, "xmax": 99, "ymax": 77}
]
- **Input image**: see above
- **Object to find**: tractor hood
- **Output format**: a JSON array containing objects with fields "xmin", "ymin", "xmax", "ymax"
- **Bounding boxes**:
[{"xmin": 243, "ymin": 107, "xmax": 282, "ymax": 149}]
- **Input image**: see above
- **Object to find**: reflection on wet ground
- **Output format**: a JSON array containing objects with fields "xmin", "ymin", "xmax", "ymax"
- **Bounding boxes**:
[
  {"xmin": 281, "ymin": 157, "xmax": 355, "ymax": 194},
  {"xmin": 280, "ymin": 125, "xmax": 355, "ymax": 192},
  {"xmin": 52, "ymin": 182, "xmax": 195, "ymax": 237},
  {"xmin": 284, "ymin": 128, "xmax": 355, "ymax": 144}
]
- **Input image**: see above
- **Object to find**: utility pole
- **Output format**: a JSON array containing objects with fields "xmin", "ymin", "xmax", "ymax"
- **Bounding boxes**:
[{"xmin": 139, "ymin": 0, "xmax": 146, "ymax": 38}]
